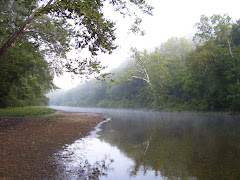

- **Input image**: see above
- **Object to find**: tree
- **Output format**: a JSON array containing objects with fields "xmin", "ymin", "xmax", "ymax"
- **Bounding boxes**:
[
  {"xmin": 120, "ymin": 48, "xmax": 163, "ymax": 109},
  {"xmin": 0, "ymin": 41, "xmax": 56, "ymax": 107},
  {"xmin": 129, "ymin": 48, "xmax": 158, "ymax": 95},
  {"xmin": 193, "ymin": 14, "xmax": 232, "ymax": 44},
  {"xmin": 186, "ymin": 14, "xmax": 240, "ymax": 111},
  {"xmin": 157, "ymin": 37, "xmax": 193, "ymax": 108},
  {"xmin": 0, "ymin": 0, "xmax": 153, "ymax": 108},
  {"xmin": 48, "ymin": 15, "xmax": 240, "ymax": 112},
  {"xmin": 122, "ymin": 37, "xmax": 192, "ymax": 110},
  {"xmin": 0, "ymin": 0, "xmax": 153, "ymax": 76}
]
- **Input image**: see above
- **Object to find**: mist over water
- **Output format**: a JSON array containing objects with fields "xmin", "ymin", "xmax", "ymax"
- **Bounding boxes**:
[{"xmin": 50, "ymin": 106, "xmax": 240, "ymax": 180}]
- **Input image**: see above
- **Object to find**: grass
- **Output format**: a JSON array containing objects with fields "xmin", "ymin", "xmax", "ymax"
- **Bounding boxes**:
[{"xmin": 0, "ymin": 106, "xmax": 57, "ymax": 117}]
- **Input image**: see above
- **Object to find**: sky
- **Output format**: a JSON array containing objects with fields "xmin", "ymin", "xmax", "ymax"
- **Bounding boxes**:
[{"xmin": 54, "ymin": 0, "xmax": 240, "ymax": 90}]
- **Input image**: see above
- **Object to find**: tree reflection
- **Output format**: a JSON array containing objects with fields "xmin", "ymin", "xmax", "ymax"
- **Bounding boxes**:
[
  {"xmin": 54, "ymin": 155, "xmax": 114, "ymax": 179},
  {"xmin": 77, "ymin": 158, "xmax": 114, "ymax": 180},
  {"xmin": 99, "ymin": 112, "xmax": 240, "ymax": 179}
]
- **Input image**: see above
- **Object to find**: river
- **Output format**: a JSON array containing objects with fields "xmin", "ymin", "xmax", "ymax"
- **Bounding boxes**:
[{"xmin": 50, "ymin": 106, "xmax": 240, "ymax": 180}]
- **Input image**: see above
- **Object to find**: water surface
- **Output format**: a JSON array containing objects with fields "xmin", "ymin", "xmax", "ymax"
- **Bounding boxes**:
[{"xmin": 51, "ymin": 106, "xmax": 240, "ymax": 180}]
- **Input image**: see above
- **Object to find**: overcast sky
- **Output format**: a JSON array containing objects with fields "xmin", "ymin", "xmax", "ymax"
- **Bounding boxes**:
[{"xmin": 54, "ymin": 0, "xmax": 240, "ymax": 90}]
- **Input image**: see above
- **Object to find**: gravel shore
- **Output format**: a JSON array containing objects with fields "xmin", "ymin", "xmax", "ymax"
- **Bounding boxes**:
[{"xmin": 0, "ymin": 111, "xmax": 104, "ymax": 179}]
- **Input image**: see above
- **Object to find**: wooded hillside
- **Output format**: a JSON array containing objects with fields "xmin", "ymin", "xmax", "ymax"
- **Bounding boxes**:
[{"xmin": 49, "ymin": 14, "xmax": 240, "ymax": 112}]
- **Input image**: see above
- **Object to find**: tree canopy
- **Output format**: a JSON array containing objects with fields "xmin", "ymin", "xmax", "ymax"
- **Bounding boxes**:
[
  {"xmin": 0, "ymin": 41, "xmax": 55, "ymax": 107},
  {"xmin": 49, "ymin": 14, "xmax": 240, "ymax": 112},
  {"xmin": 0, "ymin": 0, "xmax": 153, "ymax": 74},
  {"xmin": 0, "ymin": 0, "xmax": 153, "ymax": 107}
]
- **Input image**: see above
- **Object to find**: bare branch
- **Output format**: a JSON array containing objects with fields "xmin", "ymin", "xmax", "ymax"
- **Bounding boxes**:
[
  {"xmin": 135, "ymin": 69, "xmax": 144, "ymax": 74},
  {"xmin": 227, "ymin": 37, "xmax": 240, "ymax": 85},
  {"xmin": 132, "ymin": 75, "xmax": 148, "ymax": 83},
  {"xmin": 228, "ymin": 37, "xmax": 234, "ymax": 58},
  {"xmin": 134, "ymin": 55, "xmax": 150, "ymax": 82}
]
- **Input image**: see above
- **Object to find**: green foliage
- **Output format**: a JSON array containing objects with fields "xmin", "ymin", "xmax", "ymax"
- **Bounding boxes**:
[
  {"xmin": 186, "ymin": 14, "xmax": 240, "ymax": 111},
  {"xmin": 49, "ymin": 60, "xmax": 154, "ymax": 109},
  {"xmin": 0, "ymin": 0, "xmax": 153, "ymax": 76},
  {"xmin": 0, "ymin": 106, "xmax": 57, "ymax": 117},
  {"xmin": 0, "ymin": 0, "xmax": 153, "ymax": 108},
  {"xmin": 49, "ymin": 14, "xmax": 240, "ymax": 112},
  {"xmin": 231, "ymin": 20, "xmax": 240, "ymax": 46},
  {"xmin": 193, "ymin": 14, "xmax": 232, "ymax": 43},
  {"xmin": 0, "ymin": 41, "xmax": 56, "ymax": 107}
]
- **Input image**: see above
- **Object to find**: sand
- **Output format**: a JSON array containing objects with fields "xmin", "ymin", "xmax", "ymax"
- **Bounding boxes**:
[{"xmin": 0, "ymin": 111, "xmax": 104, "ymax": 179}]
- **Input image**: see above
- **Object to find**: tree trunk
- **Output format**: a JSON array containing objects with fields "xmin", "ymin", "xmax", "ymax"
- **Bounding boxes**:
[
  {"xmin": 0, "ymin": 0, "xmax": 54, "ymax": 58},
  {"xmin": 0, "ymin": 15, "xmax": 36, "ymax": 58},
  {"xmin": 228, "ymin": 38, "xmax": 240, "ymax": 86}
]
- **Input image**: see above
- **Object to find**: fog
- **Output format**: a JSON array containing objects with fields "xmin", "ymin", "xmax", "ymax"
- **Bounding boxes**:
[
  {"xmin": 51, "ymin": 106, "xmax": 240, "ymax": 179},
  {"xmin": 54, "ymin": 0, "xmax": 240, "ymax": 90}
]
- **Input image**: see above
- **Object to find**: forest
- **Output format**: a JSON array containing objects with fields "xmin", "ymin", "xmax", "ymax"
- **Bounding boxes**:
[
  {"xmin": 0, "ymin": 0, "xmax": 239, "ymax": 111},
  {"xmin": 49, "ymin": 14, "xmax": 240, "ymax": 112},
  {"xmin": 0, "ymin": 0, "xmax": 152, "ymax": 108},
  {"xmin": 2, "ymin": 1, "xmax": 240, "ymax": 179}
]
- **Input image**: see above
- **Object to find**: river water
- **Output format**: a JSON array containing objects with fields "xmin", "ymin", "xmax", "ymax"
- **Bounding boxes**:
[{"xmin": 50, "ymin": 106, "xmax": 240, "ymax": 180}]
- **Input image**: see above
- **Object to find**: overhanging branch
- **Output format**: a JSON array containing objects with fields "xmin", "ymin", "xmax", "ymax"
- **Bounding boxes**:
[{"xmin": 23, "ymin": 30, "xmax": 54, "ymax": 37}]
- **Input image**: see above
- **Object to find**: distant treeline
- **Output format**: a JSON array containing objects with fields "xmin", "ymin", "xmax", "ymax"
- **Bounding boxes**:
[{"xmin": 49, "ymin": 14, "xmax": 240, "ymax": 112}]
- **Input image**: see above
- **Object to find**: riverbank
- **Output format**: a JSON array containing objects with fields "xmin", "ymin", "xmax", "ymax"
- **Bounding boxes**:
[{"xmin": 0, "ymin": 111, "xmax": 105, "ymax": 179}]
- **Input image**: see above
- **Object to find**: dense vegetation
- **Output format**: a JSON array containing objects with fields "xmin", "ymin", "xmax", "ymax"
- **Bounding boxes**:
[
  {"xmin": 0, "ymin": 0, "xmax": 152, "ymax": 108},
  {"xmin": 49, "ymin": 14, "xmax": 240, "ymax": 112},
  {"xmin": 0, "ymin": 106, "xmax": 56, "ymax": 117},
  {"xmin": 0, "ymin": 41, "xmax": 56, "ymax": 107}
]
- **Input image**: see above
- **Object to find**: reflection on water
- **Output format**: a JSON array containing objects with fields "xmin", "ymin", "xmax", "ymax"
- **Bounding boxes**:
[
  {"xmin": 51, "ymin": 106, "xmax": 240, "ymax": 180},
  {"xmin": 53, "ymin": 119, "xmax": 115, "ymax": 180},
  {"xmin": 54, "ymin": 138, "xmax": 115, "ymax": 179}
]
